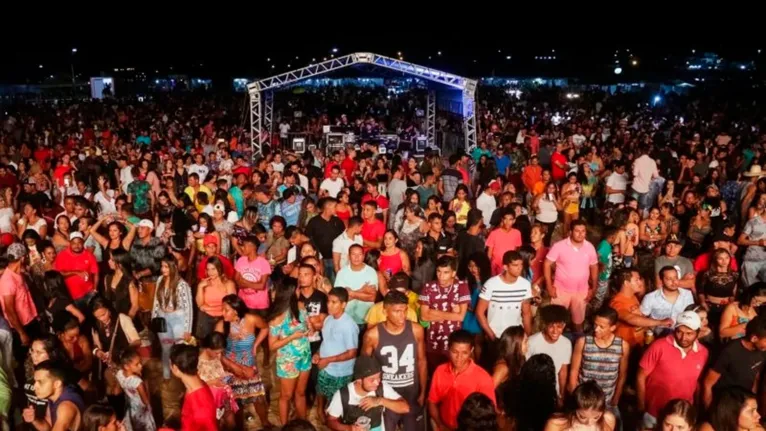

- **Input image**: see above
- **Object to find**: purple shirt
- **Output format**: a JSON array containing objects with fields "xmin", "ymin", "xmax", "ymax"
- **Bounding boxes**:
[{"xmin": 546, "ymin": 237, "xmax": 597, "ymax": 294}]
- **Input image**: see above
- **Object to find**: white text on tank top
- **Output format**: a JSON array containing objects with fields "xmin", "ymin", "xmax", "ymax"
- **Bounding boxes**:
[{"xmin": 376, "ymin": 323, "xmax": 417, "ymax": 389}]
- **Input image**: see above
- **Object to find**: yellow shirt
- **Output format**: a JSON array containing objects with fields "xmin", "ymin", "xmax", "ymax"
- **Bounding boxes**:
[
  {"xmin": 184, "ymin": 185, "xmax": 213, "ymax": 212},
  {"xmin": 365, "ymin": 291, "xmax": 420, "ymax": 326}
]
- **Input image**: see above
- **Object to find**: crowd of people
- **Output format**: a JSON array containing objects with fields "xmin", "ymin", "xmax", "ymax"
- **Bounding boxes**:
[{"xmin": 0, "ymin": 84, "xmax": 764, "ymax": 431}]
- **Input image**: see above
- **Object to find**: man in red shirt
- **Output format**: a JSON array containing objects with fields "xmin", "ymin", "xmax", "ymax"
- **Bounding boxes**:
[
  {"xmin": 54, "ymin": 232, "xmax": 99, "ymax": 308},
  {"xmin": 427, "ymin": 330, "xmax": 495, "ymax": 431},
  {"xmin": 324, "ymin": 150, "xmax": 343, "ymax": 179},
  {"xmin": 361, "ymin": 180, "xmax": 390, "ymax": 226},
  {"xmin": 360, "ymin": 201, "xmax": 385, "ymax": 252},
  {"xmin": 170, "ymin": 345, "xmax": 225, "ymax": 431},
  {"xmin": 340, "ymin": 149, "xmax": 357, "ymax": 182},
  {"xmin": 551, "ymin": 141, "xmax": 569, "ymax": 183},
  {"xmin": 196, "ymin": 234, "xmax": 235, "ymax": 281},
  {"xmin": 636, "ymin": 311, "xmax": 708, "ymax": 429}
]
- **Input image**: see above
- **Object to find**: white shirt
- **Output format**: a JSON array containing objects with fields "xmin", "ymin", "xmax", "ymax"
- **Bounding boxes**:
[
  {"xmin": 332, "ymin": 231, "xmax": 363, "ymax": 269},
  {"xmin": 94, "ymin": 190, "xmax": 117, "ymax": 215},
  {"xmin": 475, "ymin": 191, "xmax": 497, "ymax": 227},
  {"xmin": 298, "ymin": 174, "xmax": 309, "ymax": 191},
  {"xmin": 320, "ymin": 177, "xmax": 345, "ymax": 198},
  {"xmin": 271, "ymin": 162, "xmax": 285, "ymax": 173},
  {"xmin": 606, "ymin": 172, "xmax": 628, "ymax": 204},
  {"xmin": 632, "ymin": 154, "xmax": 658, "ymax": 194},
  {"xmin": 480, "ymin": 275, "xmax": 532, "ymax": 337},
  {"xmin": 189, "ymin": 164, "xmax": 210, "ymax": 183},
  {"xmin": 326, "ymin": 382, "xmax": 402, "ymax": 430},
  {"xmin": 120, "ymin": 166, "xmax": 134, "ymax": 193},
  {"xmin": 279, "ymin": 123, "xmax": 291, "ymax": 138},
  {"xmin": 526, "ymin": 332, "xmax": 572, "ymax": 394},
  {"xmin": 572, "ymin": 134, "xmax": 586, "ymax": 147},
  {"xmin": 0, "ymin": 208, "xmax": 13, "ymax": 234}
]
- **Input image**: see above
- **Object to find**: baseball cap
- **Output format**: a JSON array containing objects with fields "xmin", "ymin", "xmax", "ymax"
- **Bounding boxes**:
[
  {"xmin": 666, "ymin": 234, "xmax": 684, "ymax": 246},
  {"xmin": 69, "ymin": 232, "xmax": 84, "ymax": 241},
  {"xmin": 6, "ymin": 243, "xmax": 26, "ymax": 262},
  {"xmin": 25, "ymin": 178, "xmax": 36, "ymax": 185},
  {"xmin": 353, "ymin": 355, "xmax": 382, "ymax": 380},
  {"xmin": 389, "ymin": 272, "xmax": 411, "ymax": 291},
  {"xmin": 203, "ymin": 234, "xmax": 219, "ymax": 248},
  {"xmin": 488, "ymin": 180, "xmax": 502, "ymax": 192},
  {"xmin": 0, "ymin": 233, "xmax": 14, "ymax": 247},
  {"xmin": 674, "ymin": 311, "xmax": 701, "ymax": 331},
  {"xmin": 137, "ymin": 219, "xmax": 154, "ymax": 230}
]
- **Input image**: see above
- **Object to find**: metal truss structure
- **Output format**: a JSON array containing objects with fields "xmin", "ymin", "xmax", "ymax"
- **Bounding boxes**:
[{"xmin": 247, "ymin": 52, "xmax": 477, "ymax": 156}]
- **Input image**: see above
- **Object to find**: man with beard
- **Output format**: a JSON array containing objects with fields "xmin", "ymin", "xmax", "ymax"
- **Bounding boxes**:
[
  {"xmin": 637, "ymin": 311, "xmax": 708, "ymax": 430},
  {"xmin": 54, "ymin": 232, "xmax": 99, "ymax": 310}
]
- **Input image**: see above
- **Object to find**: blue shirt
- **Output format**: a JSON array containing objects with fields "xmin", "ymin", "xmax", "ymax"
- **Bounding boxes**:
[
  {"xmin": 495, "ymin": 155, "xmax": 511, "ymax": 175},
  {"xmin": 257, "ymin": 200, "xmax": 281, "ymax": 231},
  {"xmin": 136, "ymin": 135, "xmax": 151, "ymax": 145},
  {"xmin": 319, "ymin": 313, "xmax": 359, "ymax": 377},
  {"xmin": 462, "ymin": 284, "xmax": 482, "ymax": 334},
  {"xmin": 281, "ymin": 196, "xmax": 304, "ymax": 227}
]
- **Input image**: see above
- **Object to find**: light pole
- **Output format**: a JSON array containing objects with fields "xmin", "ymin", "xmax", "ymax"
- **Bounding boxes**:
[{"xmin": 70, "ymin": 48, "xmax": 77, "ymax": 93}]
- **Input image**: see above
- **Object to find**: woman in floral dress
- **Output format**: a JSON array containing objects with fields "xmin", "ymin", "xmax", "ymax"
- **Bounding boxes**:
[
  {"xmin": 216, "ymin": 295, "xmax": 272, "ymax": 430},
  {"xmin": 268, "ymin": 282, "xmax": 311, "ymax": 425}
]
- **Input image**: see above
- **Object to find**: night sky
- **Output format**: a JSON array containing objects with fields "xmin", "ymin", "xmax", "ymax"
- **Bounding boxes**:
[{"xmin": 4, "ymin": 12, "xmax": 763, "ymax": 84}]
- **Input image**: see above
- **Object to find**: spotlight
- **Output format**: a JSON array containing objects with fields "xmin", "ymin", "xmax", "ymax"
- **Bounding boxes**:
[{"xmin": 614, "ymin": 67, "xmax": 623, "ymax": 75}]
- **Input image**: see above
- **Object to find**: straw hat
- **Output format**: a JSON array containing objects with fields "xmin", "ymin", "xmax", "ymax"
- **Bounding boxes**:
[{"xmin": 744, "ymin": 165, "xmax": 766, "ymax": 177}]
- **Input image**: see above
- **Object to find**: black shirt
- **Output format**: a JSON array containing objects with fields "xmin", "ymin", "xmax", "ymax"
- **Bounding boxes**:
[
  {"xmin": 306, "ymin": 214, "xmax": 345, "ymax": 259},
  {"xmin": 713, "ymin": 339, "xmax": 766, "ymax": 393},
  {"xmin": 456, "ymin": 231, "xmax": 485, "ymax": 267},
  {"xmin": 298, "ymin": 288, "xmax": 328, "ymax": 352}
]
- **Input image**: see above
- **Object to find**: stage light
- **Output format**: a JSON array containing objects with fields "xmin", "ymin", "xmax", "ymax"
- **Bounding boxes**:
[
  {"xmin": 332, "ymin": 48, "xmax": 338, "ymax": 53},
  {"xmin": 295, "ymin": 56, "xmax": 299, "ymax": 60},
  {"xmin": 437, "ymin": 51, "xmax": 442, "ymax": 56},
  {"xmin": 653, "ymin": 95, "xmax": 662, "ymax": 105},
  {"xmin": 266, "ymin": 58, "xmax": 270, "ymax": 62},
  {"xmin": 506, "ymin": 56, "xmax": 511, "ymax": 60},
  {"xmin": 552, "ymin": 49, "xmax": 555, "ymax": 53},
  {"xmin": 428, "ymin": 56, "xmax": 432, "ymax": 60},
  {"xmin": 312, "ymin": 58, "xmax": 316, "ymax": 62},
  {"xmin": 272, "ymin": 65, "xmax": 275, "ymax": 69},
  {"xmin": 740, "ymin": 65, "xmax": 747, "ymax": 70},
  {"xmin": 692, "ymin": 49, "xmax": 696, "ymax": 54},
  {"xmin": 631, "ymin": 60, "xmax": 638, "ymax": 66},
  {"xmin": 39, "ymin": 64, "xmax": 43, "ymax": 69},
  {"xmin": 759, "ymin": 49, "xmax": 762, "ymax": 54},
  {"xmin": 397, "ymin": 51, "xmax": 402, "ymax": 56},
  {"xmin": 614, "ymin": 67, "xmax": 623, "ymax": 75},
  {"xmin": 71, "ymin": 48, "xmax": 77, "ymax": 53},
  {"xmin": 287, "ymin": 64, "xmax": 291, "ymax": 68}
]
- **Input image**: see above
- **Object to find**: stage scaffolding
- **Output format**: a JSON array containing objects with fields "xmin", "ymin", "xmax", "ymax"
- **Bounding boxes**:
[{"xmin": 247, "ymin": 52, "xmax": 477, "ymax": 156}]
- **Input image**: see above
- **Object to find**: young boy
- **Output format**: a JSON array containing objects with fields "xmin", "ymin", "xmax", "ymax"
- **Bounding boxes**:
[
  {"xmin": 594, "ymin": 227, "xmax": 618, "ymax": 310},
  {"xmin": 314, "ymin": 288, "xmax": 359, "ymax": 424},
  {"xmin": 568, "ymin": 307, "xmax": 629, "ymax": 411}
]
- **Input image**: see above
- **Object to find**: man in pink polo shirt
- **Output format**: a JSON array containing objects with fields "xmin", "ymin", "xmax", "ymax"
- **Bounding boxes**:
[
  {"xmin": 485, "ymin": 209, "xmax": 522, "ymax": 275},
  {"xmin": 543, "ymin": 219, "xmax": 598, "ymax": 332},
  {"xmin": 636, "ymin": 311, "xmax": 708, "ymax": 430},
  {"xmin": 234, "ymin": 235, "xmax": 271, "ymax": 312}
]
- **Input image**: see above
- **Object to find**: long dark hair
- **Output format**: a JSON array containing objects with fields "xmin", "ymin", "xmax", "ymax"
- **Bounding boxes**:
[
  {"xmin": 462, "ymin": 252, "xmax": 491, "ymax": 286},
  {"xmin": 416, "ymin": 236, "xmax": 436, "ymax": 267},
  {"xmin": 498, "ymin": 326, "xmax": 526, "ymax": 385},
  {"xmin": 457, "ymin": 392, "xmax": 499, "ymax": 431},
  {"xmin": 565, "ymin": 381, "xmax": 607, "ymax": 428},
  {"xmin": 109, "ymin": 248, "xmax": 133, "ymax": 274},
  {"xmin": 504, "ymin": 354, "xmax": 558, "ymax": 431},
  {"xmin": 710, "ymin": 388, "xmax": 757, "ymax": 431},
  {"xmin": 365, "ymin": 249, "xmax": 381, "ymax": 271},
  {"xmin": 269, "ymin": 280, "xmax": 301, "ymax": 324},
  {"xmin": 83, "ymin": 405, "xmax": 117, "ymax": 431}
]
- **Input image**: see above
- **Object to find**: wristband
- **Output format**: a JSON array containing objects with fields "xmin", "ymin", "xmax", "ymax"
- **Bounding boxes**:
[{"xmin": 93, "ymin": 348, "xmax": 100, "ymax": 356}]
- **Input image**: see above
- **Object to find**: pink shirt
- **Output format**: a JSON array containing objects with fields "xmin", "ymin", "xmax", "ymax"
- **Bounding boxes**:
[
  {"xmin": 0, "ymin": 269, "xmax": 37, "ymax": 327},
  {"xmin": 546, "ymin": 237, "xmax": 597, "ymax": 293},
  {"xmin": 631, "ymin": 154, "xmax": 658, "ymax": 194},
  {"xmin": 639, "ymin": 335, "xmax": 708, "ymax": 417},
  {"xmin": 485, "ymin": 228, "xmax": 522, "ymax": 275},
  {"xmin": 235, "ymin": 256, "xmax": 272, "ymax": 310}
]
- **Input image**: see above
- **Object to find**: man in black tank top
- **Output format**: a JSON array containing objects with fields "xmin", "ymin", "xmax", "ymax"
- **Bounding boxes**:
[{"xmin": 362, "ymin": 290, "xmax": 427, "ymax": 431}]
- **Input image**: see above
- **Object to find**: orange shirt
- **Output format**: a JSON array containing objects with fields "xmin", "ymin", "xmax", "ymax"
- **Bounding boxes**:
[
  {"xmin": 522, "ymin": 165, "xmax": 543, "ymax": 192},
  {"xmin": 610, "ymin": 293, "xmax": 645, "ymax": 347},
  {"xmin": 428, "ymin": 361, "xmax": 496, "ymax": 429}
]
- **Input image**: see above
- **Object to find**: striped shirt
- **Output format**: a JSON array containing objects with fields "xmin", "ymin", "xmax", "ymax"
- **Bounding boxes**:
[
  {"xmin": 479, "ymin": 275, "xmax": 532, "ymax": 337},
  {"xmin": 578, "ymin": 335, "xmax": 623, "ymax": 405}
]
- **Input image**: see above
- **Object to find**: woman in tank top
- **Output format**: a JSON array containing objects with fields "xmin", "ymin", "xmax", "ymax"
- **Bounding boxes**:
[
  {"xmin": 335, "ymin": 191, "xmax": 353, "ymax": 226},
  {"xmin": 90, "ymin": 217, "xmax": 136, "ymax": 279},
  {"xmin": 195, "ymin": 256, "xmax": 237, "ymax": 339},
  {"xmin": 533, "ymin": 182, "xmax": 562, "ymax": 247},
  {"xmin": 379, "ymin": 230, "xmax": 410, "ymax": 278},
  {"xmin": 104, "ymin": 249, "xmax": 139, "ymax": 320}
]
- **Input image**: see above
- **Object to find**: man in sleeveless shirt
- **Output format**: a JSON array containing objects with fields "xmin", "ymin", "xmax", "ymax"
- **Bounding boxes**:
[
  {"xmin": 23, "ymin": 361, "xmax": 84, "ymax": 431},
  {"xmin": 326, "ymin": 356, "xmax": 410, "ymax": 431},
  {"xmin": 362, "ymin": 290, "xmax": 428, "ymax": 431}
]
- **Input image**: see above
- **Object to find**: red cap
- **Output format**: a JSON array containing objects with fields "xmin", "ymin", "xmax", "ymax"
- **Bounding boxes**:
[
  {"xmin": 0, "ymin": 233, "xmax": 14, "ymax": 247},
  {"xmin": 489, "ymin": 180, "xmax": 502, "ymax": 191}
]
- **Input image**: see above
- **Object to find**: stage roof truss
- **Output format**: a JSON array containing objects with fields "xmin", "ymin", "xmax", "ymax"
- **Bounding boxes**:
[{"xmin": 247, "ymin": 52, "xmax": 477, "ymax": 156}]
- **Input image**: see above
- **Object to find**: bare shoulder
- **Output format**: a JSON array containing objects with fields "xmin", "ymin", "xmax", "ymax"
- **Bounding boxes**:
[
  {"xmin": 543, "ymin": 414, "xmax": 570, "ymax": 431},
  {"xmin": 603, "ymin": 410, "xmax": 616, "ymax": 431},
  {"xmin": 411, "ymin": 322, "xmax": 424, "ymax": 338},
  {"xmin": 698, "ymin": 422, "xmax": 715, "ymax": 431}
]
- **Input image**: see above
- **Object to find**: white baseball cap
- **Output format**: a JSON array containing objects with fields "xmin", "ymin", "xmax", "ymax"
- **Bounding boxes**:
[
  {"xmin": 674, "ymin": 311, "xmax": 701, "ymax": 331},
  {"xmin": 137, "ymin": 219, "xmax": 154, "ymax": 230},
  {"xmin": 69, "ymin": 232, "xmax": 84, "ymax": 241}
]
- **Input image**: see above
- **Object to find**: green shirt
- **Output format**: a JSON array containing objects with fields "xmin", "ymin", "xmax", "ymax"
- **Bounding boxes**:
[
  {"xmin": 597, "ymin": 239, "xmax": 613, "ymax": 282},
  {"xmin": 127, "ymin": 180, "xmax": 152, "ymax": 215}
]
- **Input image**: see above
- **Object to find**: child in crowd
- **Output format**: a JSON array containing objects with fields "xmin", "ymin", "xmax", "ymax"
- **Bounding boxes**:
[
  {"xmin": 198, "ymin": 332, "xmax": 238, "ymax": 430},
  {"xmin": 116, "ymin": 348, "xmax": 156, "ymax": 431}
]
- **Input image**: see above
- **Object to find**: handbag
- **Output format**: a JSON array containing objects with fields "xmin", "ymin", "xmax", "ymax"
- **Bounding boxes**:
[{"xmin": 151, "ymin": 317, "xmax": 167, "ymax": 333}]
